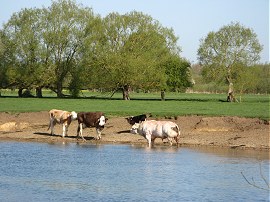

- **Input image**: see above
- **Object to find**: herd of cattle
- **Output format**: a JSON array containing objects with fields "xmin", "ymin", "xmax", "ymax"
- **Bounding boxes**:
[{"xmin": 48, "ymin": 109, "xmax": 181, "ymax": 147}]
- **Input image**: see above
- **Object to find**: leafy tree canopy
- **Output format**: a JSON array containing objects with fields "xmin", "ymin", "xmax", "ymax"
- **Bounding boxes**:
[
  {"xmin": 197, "ymin": 22, "xmax": 263, "ymax": 101},
  {"xmin": 0, "ymin": 0, "xmax": 196, "ymax": 99}
]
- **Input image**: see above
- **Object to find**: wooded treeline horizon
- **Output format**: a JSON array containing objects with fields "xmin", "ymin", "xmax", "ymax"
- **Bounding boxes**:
[{"xmin": 0, "ymin": 0, "xmax": 269, "ymax": 100}]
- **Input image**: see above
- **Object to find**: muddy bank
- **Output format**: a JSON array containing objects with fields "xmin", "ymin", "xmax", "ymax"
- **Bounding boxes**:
[{"xmin": 0, "ymin": 111, "xmax": 269, "ymax": 150}]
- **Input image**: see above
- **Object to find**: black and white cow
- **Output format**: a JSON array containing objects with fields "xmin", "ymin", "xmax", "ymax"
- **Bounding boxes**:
[{"xmin": 126, "ymin": 114, "xmax": 147, "ymax": 125}]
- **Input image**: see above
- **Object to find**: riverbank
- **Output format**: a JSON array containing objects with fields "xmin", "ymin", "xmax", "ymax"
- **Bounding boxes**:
[{"xmin": 0, "ymin": 111, "xmax": 269, "ymax": 150}]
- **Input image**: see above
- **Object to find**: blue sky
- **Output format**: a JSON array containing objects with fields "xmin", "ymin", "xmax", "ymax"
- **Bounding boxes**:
[{"xmin": 0, "ymin": 0, "xmax": 269, "ymax": 63}]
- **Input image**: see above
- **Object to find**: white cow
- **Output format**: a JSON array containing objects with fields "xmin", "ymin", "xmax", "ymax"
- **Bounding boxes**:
[
  {"xmin": 48, "ymin": 109, "xmax": 77, "ymax": 137},
  {"xmin": 130, "ymin": 120, "xmax": 180, "ymax": 147}
]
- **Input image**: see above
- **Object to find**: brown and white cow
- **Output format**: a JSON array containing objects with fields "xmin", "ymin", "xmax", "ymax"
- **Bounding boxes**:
[
  {"xmin": 48, "ymin": 109, "xmax": 77, "ymax": 137},
  {"xmin": 77, "ymin": 112, "xmax": 107, "ymax": 141},
  {"xmin": 130, "ymin": 120, "xmax": 180, "ymax": 147}
]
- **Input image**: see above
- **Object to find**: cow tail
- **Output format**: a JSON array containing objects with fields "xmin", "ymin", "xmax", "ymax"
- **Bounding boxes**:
[
  {"xmin": 172, "ymin": 125, "xmax": 180, "ymax": 136},
  {"xmin": 174, "ymin": 125, "xmax": 181, "ymax": 146},
  {"xmin": 176, "ymin": 125, "xmax": 181, "ymax": 137},
  {"xmin": 48, "ymin": 112, "xmax": 53, "ymax": 131}
]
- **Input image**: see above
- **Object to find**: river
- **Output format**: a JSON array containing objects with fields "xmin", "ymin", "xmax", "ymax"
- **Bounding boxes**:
[{"xmin": 0, "ymin": 141, "xmax": 269, "ymax": 201}]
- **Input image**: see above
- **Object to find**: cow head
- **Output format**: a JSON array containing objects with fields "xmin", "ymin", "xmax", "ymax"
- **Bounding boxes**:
[
  {"xmin": 130, "ymin": 123, "xmax": 140, "ymax": 134},
  {"xmin": 70, "ymin": 111, "xmax": 77, "ymax": 120},
  {"xmin": 126, "ymin": 116, "xmax": 135, "ymax": 125},
  {"xmin": 98, "ymin": 115, "xmax": 107, "ymax": 126}
]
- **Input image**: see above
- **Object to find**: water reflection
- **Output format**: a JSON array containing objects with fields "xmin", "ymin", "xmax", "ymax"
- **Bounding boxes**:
[
  {"xmin": 186, "ymin": 146, "xmax": 270, "ymax": 161},
  {"xmin": 130, "ymin": 144, "xmax": 181, "ymax": 153}
]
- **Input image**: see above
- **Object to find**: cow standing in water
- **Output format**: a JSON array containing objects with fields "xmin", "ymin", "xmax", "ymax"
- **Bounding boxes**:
[
  {"xmin": 131, "ymin": 120, "xmax": 180, "ymax": 147},
  {"xmin": 77, "ymin": 112, "xmax": 107, "ymax": 141}
]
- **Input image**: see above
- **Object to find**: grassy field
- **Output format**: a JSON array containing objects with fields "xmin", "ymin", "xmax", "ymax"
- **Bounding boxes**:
[{"xmin": 0, "ymin": 91, "xmax": 269, "ymax": 119}]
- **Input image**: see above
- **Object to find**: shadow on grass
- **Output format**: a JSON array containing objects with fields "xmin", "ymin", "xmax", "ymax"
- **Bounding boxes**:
[{"xmin": 1, "ymin": 95, "xmax": 224, "ymax": 102}]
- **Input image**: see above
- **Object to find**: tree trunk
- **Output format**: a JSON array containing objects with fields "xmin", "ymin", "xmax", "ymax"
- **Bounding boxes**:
[
  {"xmin": 227, "ymin": 82, "xmax": 235, "ymax": 102},
  {"xmin": 18, "ymin": 88, "xmax": 23, "ymax": 97},
  {"xmin": 56, "ymin": 82, "xmax": 64, "ymax": 98},
  {"xmin": 122, "ymin": 85, "xmax": 130, "ymax": 100},
  {"xmin": 36, "ymin": 87, "xmax": 43, "ymax": 98},
  {"xmin": 161, "ymin": 91, "xmax": 165, "ymax": 101}
]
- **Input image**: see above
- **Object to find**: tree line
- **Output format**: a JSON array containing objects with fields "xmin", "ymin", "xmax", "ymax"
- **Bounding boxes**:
[
  {"xmin": 0, "ymin": 0, "xmax": 268, "ymax": 100},
  {"xmin": 0, "ymin": 0, "xmax": 192, "ymax": 99},
  {"xmin": 191, "ymin": 63, "xmax": 269, "ymax": 95}
]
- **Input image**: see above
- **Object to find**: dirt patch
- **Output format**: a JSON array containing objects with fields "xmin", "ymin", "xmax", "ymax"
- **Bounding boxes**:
[
  {"xmin": 0, "ymin": 122, "xmax": 30, "ymax": 131},
  {"xmin": 0, "ymin": 112, "xmax": 269, "ymax": 150}
]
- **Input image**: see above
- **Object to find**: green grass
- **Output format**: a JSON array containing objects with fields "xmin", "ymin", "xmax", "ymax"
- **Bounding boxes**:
[{"xmin": 0, "ymin": 92, "xmax": 269, "ymax": 119}]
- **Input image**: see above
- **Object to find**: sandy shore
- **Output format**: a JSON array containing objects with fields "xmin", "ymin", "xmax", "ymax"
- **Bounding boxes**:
[{"xmin": 0, "ymin": 111, "xmax": 269, "ymax": 150}]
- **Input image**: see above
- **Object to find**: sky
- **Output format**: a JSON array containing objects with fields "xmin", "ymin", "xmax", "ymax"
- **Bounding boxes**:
[{"xmin": 0, "ymin": 0, "xmax": 269, "ymax": 64}]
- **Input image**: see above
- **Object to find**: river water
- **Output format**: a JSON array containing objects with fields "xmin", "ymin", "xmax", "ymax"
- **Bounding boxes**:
[{"xmin": 0, "ymin": 141, "xmax": 269, "ymax": 202}]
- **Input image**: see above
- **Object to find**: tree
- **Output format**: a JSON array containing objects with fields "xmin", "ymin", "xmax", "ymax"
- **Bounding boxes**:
[
  {"xmin": 255, "ymin": 64, "xmax": 270, "ymax": 94},
  {"xmin": 82, "ymin": 11, "xmax": 181, "ymax": 100},
  {"xmin": 234, "ymin": 63, "xmax": 270, "ymax": 94},
  {"xmin": 1, "ymin": 0, "xmax": 96, "ymax": 97},
  {"xmin": 198, "ymin": 22, "xmax": 263, "ymax": 101},
  {"xmin": 1, "ymin": 2, "xmax": 187, "ymax": 99},
  {"xmin": 1, "ymin": 8, "xmax": 43, "ymax": 97},
  {"xmin": 241, "ymin": 163, "xmax": 270, "ymax": 191},
  {"xmin": 163, "ymin": 55, "xmax": 193, "ymax": 92},
  {"xmin": 41, "ymin": 0, "xmax": 94, "ymax": 97},
  {"xmin": 0, "ymin": 33, "xmax": 8, "ymax": 91}
]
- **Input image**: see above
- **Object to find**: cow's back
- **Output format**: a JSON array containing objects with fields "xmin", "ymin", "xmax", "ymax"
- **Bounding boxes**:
[
  {"xmin": 140, "ymin": 120, "xmax": 179, "ymax": 138},
  {"xmin": 139, "ymin": 120, "xmax": 158, "ymax": 136},
  {"xmin": 49, "ymin": 109, "xmax": 61, "ymax": 117},
  {"xmin": 78, "ymin": 112, "xmax": 104, "ymax": 127},
  {"xmin": 49, "ymin": 109, "xmax": 67, "ymax": 123}
]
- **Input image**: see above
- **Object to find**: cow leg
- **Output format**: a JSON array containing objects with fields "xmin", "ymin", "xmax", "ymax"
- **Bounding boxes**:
[
  {"xmin": 96, "ymin": 128, "xmax": 101, "ymax": 140},
  {"xmin": 65, "ymin": 125, "xmax": 69, "ymax": 137},
  {"xmin": 77, "ymin": 124, "xmax": 80, "ymax": 139},
  {"xmin": 162, "ymin": 137, "xmax": 168, "ymax": 144},
  {"xmin": 62, "ymin": 124, "xmax": 66, "ymax": 138},
  {"xmin": 145, "ymin": 133, "xmax": 152, "ymax": 147},
  {"xmin": 174, "ymin": 136, "xmax": 180, "ymax": 146},
  {"xmin": 50, "ymin": 120, "xmax": 56, "ymax": 136},
  {"xmin": 151, "ymin": 137, "xmax": 156, "ymax": 146},
  {"xmin": 167, "ymin": 137, "xmax": 173, "ymax": 146},
  {"xmin": 77, "ymin": 123, "xmax": 86, "ymax": 141}
]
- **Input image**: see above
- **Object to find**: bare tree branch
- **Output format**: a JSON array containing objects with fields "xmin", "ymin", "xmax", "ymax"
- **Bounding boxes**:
[{"xmin": 241, "ymin": 163, "xmax": 270, "ymax": 191}]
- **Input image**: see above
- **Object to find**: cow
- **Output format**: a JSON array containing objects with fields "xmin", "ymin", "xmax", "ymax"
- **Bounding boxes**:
[
  {"xmin": 48, "ymin": 109, "xmax": 77, "ymax": 137},
  {"xmin": 130, "ymin": 120, "xmax": 180, "ymax": 147},
  {"xmin": 77, "ymin": 112, "xmax": 108, "ymax": 141},
  {"xmin": 126, "ymin": 114, "xmax": 147, "ymax": 125}
]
